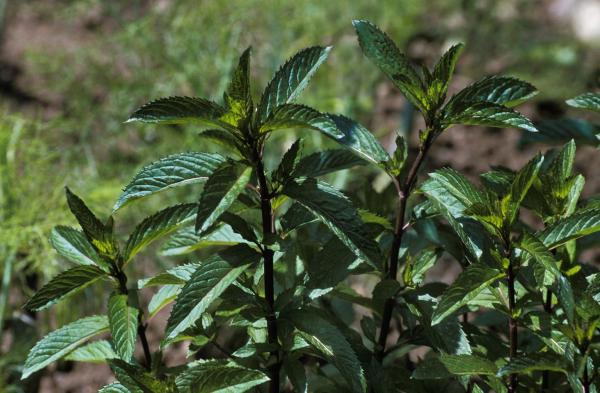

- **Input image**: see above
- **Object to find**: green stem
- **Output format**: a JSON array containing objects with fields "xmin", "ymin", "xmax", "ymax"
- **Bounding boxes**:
[
  {"xmin": 115, "ymin": 268, "xmax": 152, "ymax": 369},
  {"xmin": 505, "ymin": 242, "xmax": 517, "ymax": 393},
  {"xmin": 375, "ymin": 135, "xmax": 433, "ymax": 361},
  {"xmin": 253, "ymin": 144, "xmax": 280, "ymax": 393},
  {"xmin": 0, "ymin": 248, "xmax": 15, "ymax": 334}
]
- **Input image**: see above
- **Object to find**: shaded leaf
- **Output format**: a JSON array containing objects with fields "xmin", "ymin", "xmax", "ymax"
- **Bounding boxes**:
[
  {"xmin": 413, "ymin": 354, "xmax": 497, "ymax": 379},
  {"xmin": 566, "ymin": 92, "xmax": 600, "ymax": 113},
  {"xmin": 195, "ymin": 163, "xmax": 252, "ymax": 233},
  {"xmin": 283, "ymin": 178, "xmax": 381, "ymax": 268},
  {"xmin": 159, "ymin": 224, "xmax": 250, "ymax": 256},
  {"xmin": 65, "ymin": 340, "xmax": 117, "ymax": 363},
  {"xmin": 286, "ymin": 308, "xmax": 366, "ymax": 393},
  {"xmin": 497, "ymin": 353, "xmax": 570, "ymax": 376},
  {"xmin": 432, "ymin": 264, "xmax": 505, "ymax": 325},
  {"xmin": 165, "ymin": 245, "xmax": 260, "ymax": 339},
  {"xmin": 221, "ymin": 47, "xmax": 252, "ymax": 126},
  {"xmin": 49, "ymin": 226, "xmax": 101, "ymax": 267}
]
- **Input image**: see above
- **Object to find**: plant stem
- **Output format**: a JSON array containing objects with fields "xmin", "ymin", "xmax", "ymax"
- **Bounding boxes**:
[
  {"xmin": 254, "ymin": 145, "xmax": 280, "ymax": 393},
  {"xmin": 375, "ymin": 135, "xmax": 433, "ymax": 361},
  {"xmin": 583, "ymin": 362, "xmax": 590, "ymax": 393},
  {"xmin": 115, "ymin": 268, "xmax": 152, "ymax": 369},
  {"xmin": 541, "ymin": 288, "xmax": 552, "ymax": 391},
  {"xmin": 506, "ymin": 247, "xmax": 518, "ymax": 393}
]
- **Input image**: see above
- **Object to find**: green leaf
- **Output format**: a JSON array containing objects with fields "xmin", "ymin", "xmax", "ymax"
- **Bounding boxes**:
[
  {"xmin": 109, "ymin": 358, "xmax": 168, "ymax": 393},
  {"xmin": 124, "ymin": 204, "xmax": 196, "ymax": 263},
  {"xmin": 285, "ymin": 308, "xmax": 366, "ymax": 393},
  {"xmin": 127, "ymin": 96, "xmax": 229, "ymax": 129},
  {"xmin": 65, "ymin": 340, "xmax": 117, "ymax": 363},
  {"xmin": 283, "ymin": 178, "xmax": 381, "ymax": 268},
  {"xmin": 49, "ymin": 226, "xmax": 101, "ymax": 267},
  {"xmin": 518, "ymin": 232, "xmax": 561, "ymax": 280},
  {"xmin": 442, "ymin": 101, "xmax": 536, "ymax": 132},
  {"xmin": 257, "ymin": 46, "xmax": 331, "ymax": 123},
  {"xmin": 165, "ymin": 245, "xmax": 259, "ymax": 339},
  {"xmin": 497, "ymin": 353, "xmax": 570, "ymax": 376},
  {"xmin": 504, "ymin": 154, "xmax": 543, "ymax": 224},
  {"xmin": 159, "ymin": 224, "xmax": 250, "ymax": 256},
  {"xmin": 195, "ymin": 162, "xmax": 252, "ymax": 233},
  {"xmin": 538, "ymin": 208, "xmax": 600, "ymax": 249},
  {"xmin": 65, "ymin": 187, "xmax": 117, "ymax": 258},
  {"xmin": 259, "ymin": 103, "xmax": 339, "ymax": 134},
  {"xmin": 138, "ymin": 263, "xmax": 198, "ymax": 288},
  {"xmin": 147, "ymin": 285, "xmax": 181, "ymax": 319},
  {"xmin": 352, "ymin": 20, "xmax": 427, "ymax": 112},
  {"xmin": 446, "ymin": 76, "xmax": 537, "ymax": 109},
  {"xmin": 566, "ymin": 92, "xmax": 600, "ymax": 113},
  {"xmin": 524, "ymin": 118, "xmax": 600, "ymax": 147},
  {"xmin": 24, "ymin": 265, "xmax": 106, "ymax": 311},
  {"xmin": 22, "ymin": 315, "xmax": 109, "ymax": 379},
  {"xmin": 432, "ymin": 264, "xmax": 505, "ymax": 325},
  {"xmin": 283, "ymin": 357, "xmax": 307, "ymax": 393},
  {"xmin": 108, "ymin": 294, "xmax": 139, "ymax": 361},
  {"xmin": 98, "ymin": 383, "xmax": 131, "ymax": 393},
  {"xmin": 428, "ymin": 168, "xmax": 486, "ymax": 207},
  {"xmin": 413, "ymin": 354, "xmax": 497, "ymax": 379},
  {"xmin": 114, "ymin": 152, "xmax": 225, "ymax": 211},
  {"xmin": 274, "ymin": 139, "xmax": 303, "ymax": 183},
  {"xmin": 221, "ymin": 47, "xmax": 252, "ymax": 127},
  {"xmin": 428, "ymin": 43, "xmax": 464, "ymax": 108},
  {"xmin": 175, "ymin": 360, "xmax": 269, "ymax": 393}
]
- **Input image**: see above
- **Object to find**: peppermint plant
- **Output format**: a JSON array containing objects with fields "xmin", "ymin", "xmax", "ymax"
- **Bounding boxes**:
[{"xmin": 19, "ymin": 21, "xmax": 600, "ymax": 393}]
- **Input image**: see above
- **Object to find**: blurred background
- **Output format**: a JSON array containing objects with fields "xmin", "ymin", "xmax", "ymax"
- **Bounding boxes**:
[{"xmin": 1, "ymin": 0, "xmax": 599, "ymax": 391}]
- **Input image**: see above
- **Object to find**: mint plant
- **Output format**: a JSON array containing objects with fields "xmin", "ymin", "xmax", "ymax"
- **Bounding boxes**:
[{"xmin": 19, "ymin": 21, "xmax": 600, "ymax": 393}]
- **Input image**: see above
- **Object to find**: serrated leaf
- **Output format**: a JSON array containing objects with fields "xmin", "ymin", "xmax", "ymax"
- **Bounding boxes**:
[
  {"xmin": 497, "ymin": 353, "xmax": 570, "ymax": 376},
  {"xmin": 109, "ymin": 358, "xmax": 168, "ymax": 393},
  {"xmin": 198, "ymin": 129, "xmax": 242, "ymax": 152},
  {"xmin": 127, "ymin": 96, "xmax": 229, "ymax": 130},
  {"xmin": 159, "ymin": 224, "xmax": 250, "ymax": 256},
  {"xmin": 108, "ymin": 294, "xmax": 139, "ymax": 361},
  {"xmin": 505, "ymin": 154, "xmax": 543, "ymax": 224},
  {"xmin": 195, "ymin": 162, "xmax": 252, "ymax": 233},
  {"xmin": 446, "ymin": 75, "xmax": 537, "ymax": 110},
  {"xmin": 274, "ymin": 139, "xmax": 303, "ymax": 183},
  {"xmin": 566, "ymin": 92, "xmax": 600, "ymax": 113},
  {"xmin": 65, "ymin": 187, "xmax": 117, "ymax": 258},
  {"xmin": 538, "ymin": 208, "xmax": 600, "ymax": 249},
  {"xmin": 114, "ymin": 152, "xmax": 225, "ymax": 211},
  {"xmin": 138, "ymin": 263, "xmax": 199, "ymax": 288},
  {"xmin": 282, "ymin": 178, "xmax": 381, "ymax": 268},
  {"xmin": 165, "ymin": 245, "xmax": 259, "ymax": 339},
  {"xmin": 525, "ymin": 118, "xmax": 600, "ymax": 147},
  {"xmin": 99, "ymin": 383, "xmax": 131, "ymax": 393},
  {"xmin": 291, "ymin": 149, "xmax": 367, "ymax": 177},
  {"xmin": 259, "ymin": 103, "xmax": 339, "ymax": 134},
  {"xmin": 148, "ymin": 285, "xmax": 181, "ymax": 319},
  {"xmin": 49, "ymin": 226, "xmax": 101, "ymax": 267},
  {"xmin": 432, "ymin": 264, "xmax": 505, "ymax": 325},
  {"xmin": 24, "ymin": 265, "xmax": 106, "ymax": 311},
  {"xmin": 65, "ymin": 340, "xmax": 117, "ymax": 363},
  {"xmin": 221, "ymin": 47, "xmax": 252, "ymax": 126},
  {"xmin": 442, "ymin": 101, "xmax": 536, "ymax": 132},
  {"xmin": 429, "ymin": 168, "xmax": 486, "ymax": 207},
  {"xmin": 285, "ymin": 308, "xmax": 366, "ymax": 393},
  {"xmin": 413, "ymin": 354, "xmax": 497, "ymax": 379},
  {"xmin": 257, "ymin": 46, "xmax": 331, "ymax": 122},
  {"xmin": 352, "ymin": 20, "xmax": 427, "ymax": 112},
  {"xmin": 428, "ymin": 43, "xmax": 464, "ymax": 108},
  {"xmin": 22, "ymin": 315, "xmax": 109, "ymax": 379},
  {"xmin": 124, "ymin": 204, "xmax": 196, "ymax": 263},
  {"xmin": 325, "ymin": 114, "xmax": 390, "ymax": 164},
  {"xmin": 519, "ymin": 232, "xmax": 561, "ymax": 280},
  {"xmin": 175, "ymin": 360, "xmax": 269, "ymax": 393}
]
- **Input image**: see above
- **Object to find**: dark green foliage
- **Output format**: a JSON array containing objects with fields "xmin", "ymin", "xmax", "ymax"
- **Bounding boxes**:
[{"xmin": 20, "ymin": 20, "xmax": 600, "ymax": 393}]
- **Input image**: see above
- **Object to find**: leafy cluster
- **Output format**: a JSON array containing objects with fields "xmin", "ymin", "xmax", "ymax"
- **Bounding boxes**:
[{"xmin": 20, "ymin": 20, "xmax": 600, "ymax": 393}]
